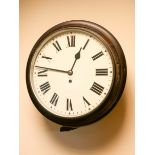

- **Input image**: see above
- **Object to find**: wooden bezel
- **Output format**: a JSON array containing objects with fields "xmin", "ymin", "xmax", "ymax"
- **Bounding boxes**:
[{"xmin": 26, "ymin": 20, "xmax": 127, "ymax": 127}]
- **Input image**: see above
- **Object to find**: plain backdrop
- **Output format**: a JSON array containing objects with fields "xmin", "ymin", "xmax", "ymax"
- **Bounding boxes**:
[{"xmin": 20, "ymin": 0, "xmax": 134, "ymax": 155}]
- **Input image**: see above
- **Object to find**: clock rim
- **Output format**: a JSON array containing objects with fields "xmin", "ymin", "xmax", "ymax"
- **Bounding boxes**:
[{"xmin": 26, "ymin": 20, "xmax": 127, "ymax": 127}]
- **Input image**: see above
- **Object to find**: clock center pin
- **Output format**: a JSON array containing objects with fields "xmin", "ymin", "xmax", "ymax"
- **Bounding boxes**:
[{"xmin": 68, "ymin": 70, "xmax": 73, "ymax": 76}]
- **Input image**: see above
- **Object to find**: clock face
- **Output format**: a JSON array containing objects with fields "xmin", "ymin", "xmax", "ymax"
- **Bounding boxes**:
[{"xmin": 29, "ymin": 28, "xmax": 114, "ymax": 118}]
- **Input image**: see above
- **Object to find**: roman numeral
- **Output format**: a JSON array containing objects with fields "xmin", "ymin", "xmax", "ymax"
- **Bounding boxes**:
[
  {"xmin": 92, "ymin": 51, "xmax": 103, "ymax": 61},
  {"xmin": 96, "ymin": 68, "xmax": 108, "ymax": 76},
  {"xmin": 66, "ymin": 99, "xmax": 73, "ymax": 111},
  {"xmin": 38, "ymin": 69, "xmax": 48, "ymax": 77},
  {"xmin": 83, "ymin": 39, "xmax": 89, "ymax": 50},
  {"xmin": 90, "ymin": 82, "xmax": 104, "ymax": 95},
  {"xmin": 50, "ymin": 93, "xmax": 59, "ymax": 106},
  {"xmin": 67, "ymin": 35, "xmax": 75, "ymax": 47},
  {"xmin": 52, "ymin": 41, "xmax": 62, "ymax": 51},
  {"xmin": 83, "ymin": 97, "xmax": 91, "ymax": 106},
  {"xmin": 40, "ymin": 82, "xmax": 51, "ymax": 94},
  {"xmin": 42, "ymin": 56, "xmax": 52, "ymax": 60}
]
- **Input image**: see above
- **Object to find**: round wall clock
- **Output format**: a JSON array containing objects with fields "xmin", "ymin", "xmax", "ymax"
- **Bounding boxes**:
[{"xmin": 26, "ymin": 20, "xmax": 127, "ymax": 131}]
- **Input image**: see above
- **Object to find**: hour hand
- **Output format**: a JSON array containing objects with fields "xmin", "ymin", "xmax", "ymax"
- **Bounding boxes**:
[
  {"xmin": 70, "ymin": 47, "xmax": 82, "ymax": 71},
  {"xmin": 35, "ymin": 66, "xmax": 69, "ymax": 74},
  {"xmin": 75, "ymin": 47, "xmax": 82, "ymax": 60}
]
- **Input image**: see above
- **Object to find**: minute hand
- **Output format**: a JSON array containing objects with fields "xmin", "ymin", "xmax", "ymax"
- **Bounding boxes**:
[{"xmin": 35, "ymin": 66, "xmax": 69, "ymax": 74}]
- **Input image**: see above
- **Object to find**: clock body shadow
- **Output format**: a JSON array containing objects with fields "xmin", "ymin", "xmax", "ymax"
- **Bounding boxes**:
[{"xmin": 42, "ymin": 89, "xmax": 127, "ymax": 150}]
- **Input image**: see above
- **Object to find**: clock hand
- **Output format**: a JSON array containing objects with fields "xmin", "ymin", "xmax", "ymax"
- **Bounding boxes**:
[
  {"xmin": 35, "ymin": 66, "xmax": 69, "ymax": 74},
  {"xmin": 70, "ymin": 47, "xmax": 82, "ymax": 71}
]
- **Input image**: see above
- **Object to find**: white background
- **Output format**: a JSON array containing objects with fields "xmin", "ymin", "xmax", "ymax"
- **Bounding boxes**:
[
  {"xmin": 0, "ymin": 0, "xmax": 155, "ymax": 154},
  {"xmin": 135, "ymin": 0, "xmax": 155, "ymax": 154}
]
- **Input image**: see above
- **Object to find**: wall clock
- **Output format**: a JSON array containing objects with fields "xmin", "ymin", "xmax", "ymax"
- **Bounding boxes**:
[{"xmin": 26, "ymin": 20, "xmax": 127, "ymax": 131}]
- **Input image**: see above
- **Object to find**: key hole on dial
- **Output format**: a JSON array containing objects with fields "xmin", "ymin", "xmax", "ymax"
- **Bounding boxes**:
[{"xmin": 69, "ymin": 79, "xmax": 72, "ymax": 83}]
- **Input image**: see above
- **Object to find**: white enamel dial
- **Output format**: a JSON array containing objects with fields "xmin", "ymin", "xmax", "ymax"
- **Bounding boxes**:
[{"xmin": 30, "ymin": 28, "xmax": 114, "ymax": 118}]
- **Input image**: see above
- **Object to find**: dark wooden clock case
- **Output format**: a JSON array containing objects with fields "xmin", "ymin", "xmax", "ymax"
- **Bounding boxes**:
[{"xmin": 26, "ymin": 20, "xmax": 127, "ymax": 131}]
